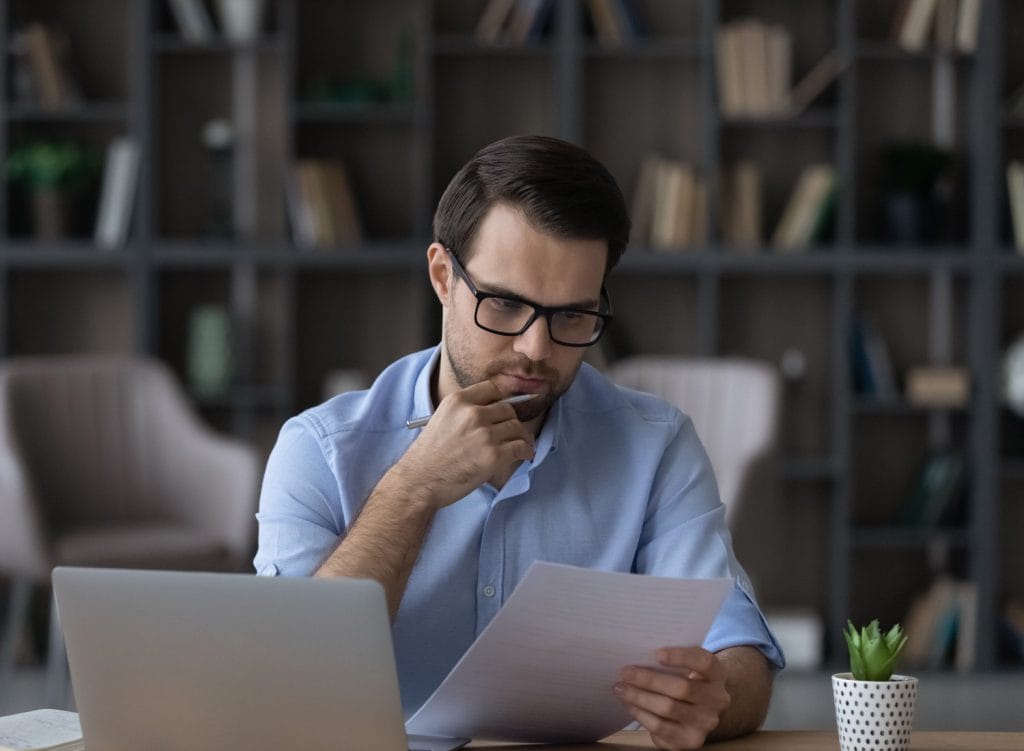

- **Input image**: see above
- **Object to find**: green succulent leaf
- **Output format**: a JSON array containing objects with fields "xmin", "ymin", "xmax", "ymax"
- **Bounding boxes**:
[{"xmin": 844, "ymin": 619, "xmax": 908, "ymax": 681}]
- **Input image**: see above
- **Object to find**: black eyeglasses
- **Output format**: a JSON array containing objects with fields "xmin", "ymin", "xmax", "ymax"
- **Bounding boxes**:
[{"xmin": 446, "ymin": 248, "xmax": 612, "ymax": 347}]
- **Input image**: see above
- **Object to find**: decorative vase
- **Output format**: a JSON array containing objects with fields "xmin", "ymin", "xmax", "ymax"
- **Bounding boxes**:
[
  {"xmin": 832, "ymin": 673, "xmax": 918, "ymax": 751},
  {"xmin": 187, "ymin": 304, "xmax": 234, "ymax": 398}
]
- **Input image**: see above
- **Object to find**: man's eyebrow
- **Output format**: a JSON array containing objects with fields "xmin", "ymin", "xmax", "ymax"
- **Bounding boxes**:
[{"xmin": 475, "ymin": 280, "xmax": 600, "ymax": 310}]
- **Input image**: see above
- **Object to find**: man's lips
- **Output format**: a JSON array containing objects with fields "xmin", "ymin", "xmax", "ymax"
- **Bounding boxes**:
[{"xmin": 499, "ymin": 373, "xmax": 548, "ymax": 392}]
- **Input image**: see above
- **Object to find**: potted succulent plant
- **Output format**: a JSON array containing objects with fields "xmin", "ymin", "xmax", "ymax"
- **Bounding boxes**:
[
  {"xmin": 5, "ymin": 140, "xmax": 100, "ymax": 239},
  {"xmin": 832, "ymin": 620, "xmax": 916, "ymax": 751}
]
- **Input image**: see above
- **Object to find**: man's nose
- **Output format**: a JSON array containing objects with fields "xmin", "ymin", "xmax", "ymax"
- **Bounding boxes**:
[{"xmin": 512, "ymin": 315, "xmax": 553, "ymax": 361}]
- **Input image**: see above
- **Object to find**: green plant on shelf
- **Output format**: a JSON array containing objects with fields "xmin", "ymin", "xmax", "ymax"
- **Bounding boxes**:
[
  {"xmin": 5, "ymin": 140, "xmax": 101, "ymax": 239},
  {"xmin": 843, "ymin": 619, "xmax": 908, "ymax": 681},
  {"xmin": 5, "ymin": 140, "xmax": 100, "ymax": 192},
  {"xmin": 302, "ymin": 28, "xmax": 413, "ymax": 108}
]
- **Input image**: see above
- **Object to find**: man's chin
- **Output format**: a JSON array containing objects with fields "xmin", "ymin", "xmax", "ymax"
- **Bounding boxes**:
[{"xmin": 513, "ymin": 394, "xmax": 555, "ymax": 423}]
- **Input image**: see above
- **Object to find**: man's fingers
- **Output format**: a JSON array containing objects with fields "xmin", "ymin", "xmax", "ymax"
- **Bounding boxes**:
[
  {"xmin": 479, "ymin": 399, "xmax": 523, "ymax": 425},
  {"xmin": 620, "ymin": 667, "xmax": 698, "ymax": 703},
  {"xmin": 491, "ymin": 417, "xmax": 532, "ymax": 444},
  {"xmin": 500, "ymin": 437, "xmax": 536, "ymax": 464},
  {"xmin": 459, "ymin": 379, "xmax": 506, "ymax": 404},
  {"xmin": 656, "ymin": 647, "xmax": 721, "ymax": 679},
  {"xmin": 618, "ymin": 698, "xmax": 706, "ymax": 751}
]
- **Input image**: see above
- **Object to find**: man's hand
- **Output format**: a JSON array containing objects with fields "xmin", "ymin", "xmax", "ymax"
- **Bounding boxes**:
[
  {"xmin": 614, "ymin": 647, "xmax": 731, "ymax": 750},
  {"xmin": 396, "ymin": 380, "xmax": 535, "ymax": 507}
]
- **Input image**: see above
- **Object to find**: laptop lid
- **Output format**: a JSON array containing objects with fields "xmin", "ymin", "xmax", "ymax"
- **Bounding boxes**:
[{"xmin": 52, "ymin": 567, "xmax": 412, "ymax": 751}]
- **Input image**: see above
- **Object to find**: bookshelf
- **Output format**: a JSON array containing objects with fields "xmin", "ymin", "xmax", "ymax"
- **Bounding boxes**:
[{"xmin": 0, "ymin": 0, "xmax": 1020, "ymax": 671}]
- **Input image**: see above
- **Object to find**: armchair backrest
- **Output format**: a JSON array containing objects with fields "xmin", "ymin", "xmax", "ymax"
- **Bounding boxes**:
[
  {"xmin": 0, "ymin": 356, "xmax": 259, "ymax": 574},
  {"xmin": 3, "ymin": 358, "xmax": 188, "ymax": 529},
  {"xmin": 606, "ymin": 356, "xmax": 781, "ymax": 524}
]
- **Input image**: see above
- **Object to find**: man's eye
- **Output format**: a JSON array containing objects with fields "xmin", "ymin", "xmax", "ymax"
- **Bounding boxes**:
[{"xmin": 490, "ymin": 298, "xmax": 525, "ymax": 312}]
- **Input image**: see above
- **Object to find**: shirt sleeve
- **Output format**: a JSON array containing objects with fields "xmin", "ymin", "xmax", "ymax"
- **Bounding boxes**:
[
  {"xmin": 253, "ymin": 417, "xmax": 345, "ymax": 577},
  {"xmin": 634, "ymin": 412, "xmax": 786, "ymax": 670}
]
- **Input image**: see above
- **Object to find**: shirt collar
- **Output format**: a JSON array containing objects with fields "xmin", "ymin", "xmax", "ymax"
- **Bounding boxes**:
[{"xmin": 410, "ymin": 346, "xmax": 442, "ymax": 426}]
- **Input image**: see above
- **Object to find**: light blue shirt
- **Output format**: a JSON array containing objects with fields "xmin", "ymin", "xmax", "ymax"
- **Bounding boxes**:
[{"xmin": 255, "ymin": 346, "xmax": 784, "ymax": 715}]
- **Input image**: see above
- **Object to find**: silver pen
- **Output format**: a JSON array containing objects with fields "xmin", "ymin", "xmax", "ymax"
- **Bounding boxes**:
[{"xmin": 405, "ymin": 393, "xmax": 539, "ymax": 430}]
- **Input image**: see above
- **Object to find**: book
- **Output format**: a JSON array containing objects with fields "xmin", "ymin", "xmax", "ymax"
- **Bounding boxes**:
[
  {"xmin": 506, "ymin": 0, "xmax": 553, "ymax": 46},
  {"xmin": 290, "ymin": 160, "xmax": 363, "ymax": 249},
  {"xmin": 714, "ymin": 25, "xmax": 743, "ymax": 116},
  {"xmin": 850, "ymin": 313, "xmax": 897, "ymax": 399},
  {"xmin": 0, "ymin": 709, "xmax": 82, "ymax": 751},
  {"xmin": 587, "ymin": 0, "xmax": 625, "ymax": 49},
  {"xmin": 650, "ymin": 159, "xmax": 685, "ymax": 250},
  {"xmin": 501, "ymin": 0, "xmax": 544, "ymax": 45},
  {"xmin": 321, "ymin": 161, "xmax": 364, "ymax": 246},
  {"xmin": 901, "ymin": 576, "xmax": 960, "ymax": 668},
  {"xmin": 771, "ymin": 164, "xmax": 836, "ymax": 251},
  {"xmin": 904, "ymin": 365, "xmax": 970, "ymax": 407},
  {"xmin": 168, "ymin": 0, "xmax": 217, "ymax": 44},
  {"xmin": 722, "ymin": 160, "xmax": 762, "ymax": 249},
  {"xmin": 1007, "ymin": 160, "xmax": 1024, "ymax": 253},
  {"xmin": 933, "ymin": 0, "xmax": 958, "ymax": 51},
  {"xmin": 743, "ymin": 20, "xmax": 770, "ymax": 116},
  {"xmin": 898, "ymin": 0, "xmax": 939, "ymax": 52},
  {"xmin": 861, "ymin": 315, "xmax": 897, "ymax": 399},
  {"xmin": 629, "ymin": 154, "xmax": 661, "ymax": 247},
  {"xmin": 650, "ymin": 160, "xmax": 698, "ymax": 251},
  {"xmin": 734, "ymin": 19, "xmax": 764, "ymax": 116},
  {"xmin": 890, "ymin": 0, "xmax": 915, "ymax": 42},
  {"xmin": 955, "ymin": 0, "xmax": 982, "ymax": 54},
  {"xmin": 897, "ymin": 450, "xmax": 965, "ymax": 527},
  {"xmin": 786, "ymin": 49, "xmax": 846, "ymax": 117},
  {"xmin": 94, "ymin": 137, "xmax": 141, "ymax": 250},
  {"xmin": 716, "ymin": 20, "xmax": 792, "ymax": 117},
  {"xmin": 612, "ymin": 0, "xmax": 648, "ymax": 41},
  {"xmin": 284, "ymin": 162, "xmax": 317, "ymax": 248},
  {"xmin": 23, "ymin": 24, "xmax": 77, "ymax": 110},
  {"xmin": 765, "ymin": 24, "xmax": 792, "ymax": 115}
]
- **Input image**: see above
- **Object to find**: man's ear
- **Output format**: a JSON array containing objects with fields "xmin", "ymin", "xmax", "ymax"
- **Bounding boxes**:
[{"xmin": 427, "ymin": 243, "xmax": 452, "ymax": 306}]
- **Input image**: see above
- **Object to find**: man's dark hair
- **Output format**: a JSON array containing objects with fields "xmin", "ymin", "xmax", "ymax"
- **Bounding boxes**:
[{"xmin": 433, "ymin": 135, "xmax": 631, "ymax": 277}]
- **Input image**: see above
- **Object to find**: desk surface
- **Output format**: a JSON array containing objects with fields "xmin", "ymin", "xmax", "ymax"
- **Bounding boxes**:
[{"xmin": 469, "ymin": 730, "xmax": 1024, "ymax": 749}]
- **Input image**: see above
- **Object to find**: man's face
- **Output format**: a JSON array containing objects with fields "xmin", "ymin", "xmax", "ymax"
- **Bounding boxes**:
[{"xmin": 434, "ymin": 203, "xmax": 608, "ymax": 424}]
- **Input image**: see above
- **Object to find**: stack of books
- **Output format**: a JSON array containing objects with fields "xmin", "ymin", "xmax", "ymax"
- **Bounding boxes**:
[
  {"xmin": 890, "ymin": 0, "xmax": 981, "ymax": 53},
  {"xmin": 630, "ymin": 155, "xmax": 707, "ymax": 252}
]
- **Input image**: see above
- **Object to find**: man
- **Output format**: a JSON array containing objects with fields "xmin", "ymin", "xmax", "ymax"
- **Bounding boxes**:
[{"xmin": 255, "ymin": 135, "xmax": 784, "ymax": 749}]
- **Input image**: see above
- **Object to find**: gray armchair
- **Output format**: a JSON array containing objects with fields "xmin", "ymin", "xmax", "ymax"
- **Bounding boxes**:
[
  {"xmin": 0, "ymin": 356, "xmax": 260, "ymax": 707},
  {"xmin": 607, "ymin": 355, "xmax": 781, "ymax": 524}
]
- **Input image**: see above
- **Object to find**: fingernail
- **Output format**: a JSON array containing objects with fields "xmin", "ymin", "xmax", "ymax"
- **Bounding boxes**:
[
  {"xmin": 620, "ymin": 667, "xmax": 636, "ymax": 681},
  {"xmin": 613, "ymin": 682, "xmax": 626, "ymax": 695}
]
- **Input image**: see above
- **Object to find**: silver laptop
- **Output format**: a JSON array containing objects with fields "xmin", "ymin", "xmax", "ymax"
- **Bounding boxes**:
[{"xmin": 52, "ymin": 567, "xmax": 468, "ymax": 751}]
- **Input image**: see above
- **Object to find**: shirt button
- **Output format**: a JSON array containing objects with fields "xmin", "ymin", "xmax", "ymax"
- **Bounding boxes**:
[{"xmin": 482, "ymin": 585, "xmax": 496, "ymax": 598}]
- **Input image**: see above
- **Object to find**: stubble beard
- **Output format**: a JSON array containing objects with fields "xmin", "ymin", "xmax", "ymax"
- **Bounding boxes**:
[{"xmin": 442, "ymin": 315, "xmax": 577, "ymax": 423}]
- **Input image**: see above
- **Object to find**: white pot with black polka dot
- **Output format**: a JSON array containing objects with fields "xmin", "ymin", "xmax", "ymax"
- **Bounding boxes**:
[{"xmin": 832, "ymin": 672, "xmax": 918, "ymax": 751}]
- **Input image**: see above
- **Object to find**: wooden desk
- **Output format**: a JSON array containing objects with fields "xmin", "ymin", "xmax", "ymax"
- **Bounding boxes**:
[{"xmin": 469, "ymin": 730, "xmax": 1024, "ymax": 749}]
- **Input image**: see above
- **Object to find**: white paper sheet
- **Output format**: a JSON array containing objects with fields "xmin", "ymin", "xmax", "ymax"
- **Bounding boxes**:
[{"xmin": 405, "ymin": 561, "xmax": 732, "ymax": 743}]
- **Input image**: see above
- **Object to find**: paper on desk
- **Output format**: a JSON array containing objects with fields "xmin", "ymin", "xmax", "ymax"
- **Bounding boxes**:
[{"xmin": 405, "ymin": 561, "xmax": 732, "ymax": 744}]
